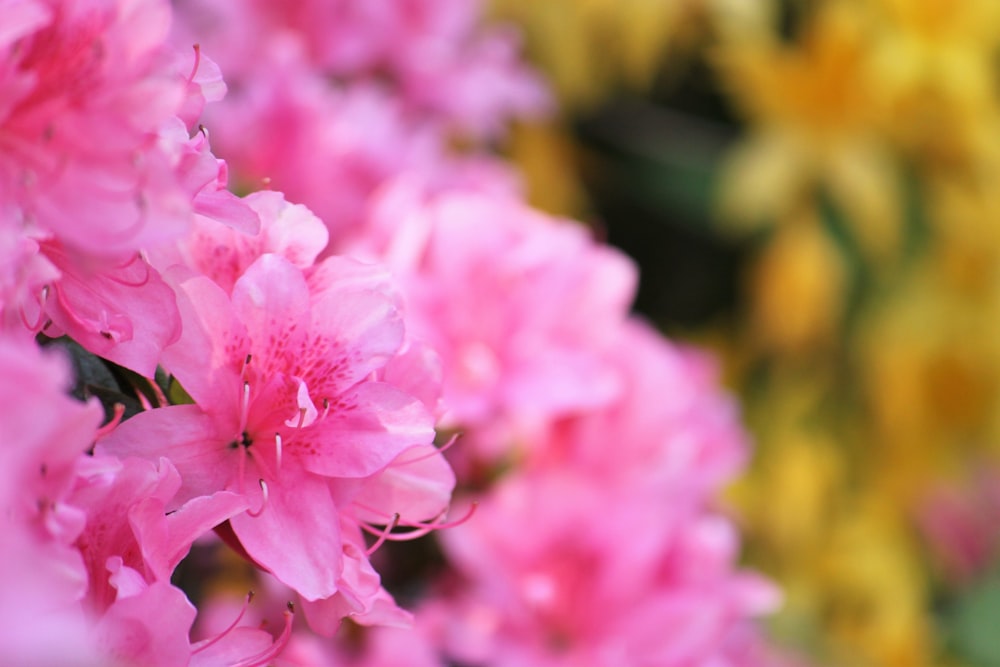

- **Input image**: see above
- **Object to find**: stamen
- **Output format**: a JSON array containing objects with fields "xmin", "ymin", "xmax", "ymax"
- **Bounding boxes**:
[
  {"xmin": 136, "ymin": 390, "xmax": 154, "ymax": 411},
  {"xmin": 191, "ymin": 590, "xmax": 255, "ymax": 655},
  {"xmin": 94, "ymin": 403, "xmax": 126, "ymax": 439},
  {"xmin": 104, "ymin": 253, "xmax": 151, "ymax": 287},
  {"xmin": 274, "ymin": 432, "xmax": 282, "ymax": 475},
  {"xmin": 395, "ymin": 434, "xmax": 461, "ymax": 465},
  {"xmin": 247, "ymin": 479, "xmax": 268, "ymax": 518},
  {"xmin": 294, "ymin": 407, "xmax": 307, "ymax": 430},
  {"xmin": 355, "ymin": 502, "xmax": 478, "ymax": 542},
  {"xmin": 187, "ymin": 44, "xmax": 202, "ymax": 85},
  {"xmin": 319, "ymin": 398, "xmax": 331, "ymax": 421},
  {"xmin": 228, "ymin": 602, "xmax": 294, "ymax": 667},
  {"xmin": 19, "ymin": 285, "xmax": 49, "ymax": 332},
  {"xmin": 364, "ymin": 513, "xmax": 400, "ymax": 556},
  {"xmin": 239, "ymin": 381, "xmax": 251, "ymax": 432}
]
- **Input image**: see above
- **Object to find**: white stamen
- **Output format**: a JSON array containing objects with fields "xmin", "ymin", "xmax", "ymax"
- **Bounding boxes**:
[{"xmin": 247, "ymin": 479, "xmax": 268, "ymax": 518}]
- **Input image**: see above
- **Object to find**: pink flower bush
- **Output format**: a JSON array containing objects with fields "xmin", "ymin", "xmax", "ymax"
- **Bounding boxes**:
[{"xmin": 2, "ymin": 0, "xmax": 782, "ymax": 663}]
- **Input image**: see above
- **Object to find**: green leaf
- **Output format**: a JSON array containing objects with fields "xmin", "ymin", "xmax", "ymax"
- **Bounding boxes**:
[{"xmin": 948, "ymin": 575, "xmax": 1000, "ymax": 666}]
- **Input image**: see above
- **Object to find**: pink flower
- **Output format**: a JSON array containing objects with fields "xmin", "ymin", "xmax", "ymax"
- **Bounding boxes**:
[
  {"xmin": 33, "ymin": 240, "xmax": 180, "ymax": 376},
  {"xmin": 154, "ymin": 188, "xmax": 328, "ymax": 294},
  {"xmin": 916, "ymin": 466, "xmax": 1000, "ymax": 584},
  {"xmin": 98, "ymin": 253, "xmax": 441, "ymax": 605},
  {"xmin": 0, "ymin": 0, "xmax": 194, "ymax": 259},
  {"xmin": 431, "ymin": 473, "xmax": 778, "ymax": 667},
  {"xmin": 370, "ymin": 190, "xmax": 637, "ymax": 463},
  {"xmin": 194, "ymin": 50, "xmax": 448, "ymax": 243},
  {"xmin": 171, "ymin": 0, "xmax": 548, "ymax": 139},
  {"xmin": 0, "ymin": 0, "xmax": 250, "ymax": 373},
  {"xmin": 538, "ymin": 319, "xmax": 748, "ymax": 503},
  {"xmin": 0, "ymin": 332, "xmax": 102, "ymax": 664}
]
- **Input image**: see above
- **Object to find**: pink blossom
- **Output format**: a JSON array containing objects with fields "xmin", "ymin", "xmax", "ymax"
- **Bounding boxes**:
[
  {"xmin": 154, "ymin": 188, "xmax": 328, "ymax": 294},
  {"xmin": 0, "ymin": 0, "xmax": 252, "ymax": 373},
  {"xmin": 539, "ymin": 319, "xmax": 748, "ymax": 503},
  {"xmin": 192, "ymin": 49, "xmax": 448, "ymax": 243},
  {"xmin": 98, "ymin": 253, "xmax": 441, "ymax": 606},
  {"xmin": 368, "ymin": 190, "xmax": 637, "ymax": 463},
  {"xmin": 0, "ymin": 332, "xmax": 102, "ymax": 664},
  {"xmin": 916, "ymin": 466, "xmax": 1000, "ymax": 584},
  {"xmin": 171, "ymin": 0, "xmax": 548, "ymax": 139},
  {"xmin": 0, "ymin": 332, "xmax": 101, "ymax": 554},
  {"xmin": 0, "ymin": 0, "xmax": 194, "ymax": 259},
  {"xmin": 33, "ymin": 240, "xmax": 180, "ymax": 376},
  {"xmin": 431, "ymin": 473, "xmax": 778, "ymax": 667}
]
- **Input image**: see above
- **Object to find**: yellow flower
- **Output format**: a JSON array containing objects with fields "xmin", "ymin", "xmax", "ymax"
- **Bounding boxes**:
[
  {"xmin": 490, "ymin": 0, "xmax": 706, "ymax": 109},
  {"xmin": 867, "ymin": 0, "xmax": 1000, "ymax": 172},
  {"xmin": 712, "ymin": 1, "xmax": 904, "ymax": 264},
  {"xmin": 746, "ymin": 210, "xmax": 847, "ymax": 356},
  {"xmin": 817, "ymin": 501, "xmax": 933, "ymax": 667}
]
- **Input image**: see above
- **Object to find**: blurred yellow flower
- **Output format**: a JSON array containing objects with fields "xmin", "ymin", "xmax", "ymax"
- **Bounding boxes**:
[
  {"xmin": 490, "ymin": 0, "xmax": 706, "ymax": 109},
  {"xmin": 868, "ymin": 0, "xmax": 1000, "ymax": 172},
  {"xmin": 746, "ymin": 210, "xmax": 847, "ymax": 356},
  {"xmin": 712, "ymin": 1, "xmax": 904, "ymax": 263}
]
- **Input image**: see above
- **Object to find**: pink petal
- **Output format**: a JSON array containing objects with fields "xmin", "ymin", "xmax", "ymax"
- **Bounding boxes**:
[
  {"xmin": 161, "ymin": 267, "xmax": 247, "ymax": 412},
  {"xmin": 229, "ymin": 471, "xmax": 342, "ymax": 601},
  {"xmin": 352, "ymin": 444, "xmax": 455, "ymax": 523},
  {"xmin": 95, "ymin": 581, "xmax": 195, "ymax": 667},
  {"xmin": 132, "ymin": 489, "xmax": 250, "ymax": 582},
  {"xmin": 295, "ymin": 382, "xmax": 434, "ymax": 479},
  {"xmin": 96, "ymin": 405, "xmax": 235, "ymax": 506},
  {"xmin": 231, "ymin": 254, "xmax": 310, "ymax": 377}
]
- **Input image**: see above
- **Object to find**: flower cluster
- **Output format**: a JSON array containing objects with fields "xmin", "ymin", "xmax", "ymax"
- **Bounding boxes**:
[{"xmin": 2, "ymin": 1, "xmax": 779, "ymax": 665}]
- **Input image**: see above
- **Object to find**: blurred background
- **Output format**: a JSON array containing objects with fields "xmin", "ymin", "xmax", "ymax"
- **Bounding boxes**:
[{"xmin": 485, "ymin": 1, "xmax": 1000, "ymax": 665}]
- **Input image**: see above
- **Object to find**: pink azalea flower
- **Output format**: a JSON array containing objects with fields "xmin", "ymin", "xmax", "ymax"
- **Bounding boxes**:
[
  {"xmin": 431, "ymin": 473, "xmax": 779, "ymax": 667},
  {"xmin": 538, "ymin": 319, "xmax": 748, "ymax": 503},
  {"xmin": 0, "ymin": 332, "xmax": 101, "ymax": 562},
  {"xmin": 0, "ymin": 0, "xmax": 249, "ymax": 374},
  {"xmin": 171, "ymin": 0, "xmax": 548, "ymax": 139},
  {"xmin": 367, "ymin": 189, "xmax": 637, "ymax": 463},
  {"xmin": 33, "ymin": 240, "xmax": 180, "ymax": 376},
  {"xmin": 0, "ymin": 332, "xmax": 102, "ymax": 664},
  {"xmin": 154, "ymin": 188, "xmax": 328, "ymax": 294},
  {"xmin": 0, "ymin": 0, "xmax": 194, "ymax": 259},
  {"xmin": 916, "ymin": 466, "xmax": 1000, "ymax": 585},
  {"xmin": 98, "ymin": 253, "xmax": 441, "ymax": 606},
  {"xmin": 194, "ymin": 49, "xmax": 448, "ymax": 243}
]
